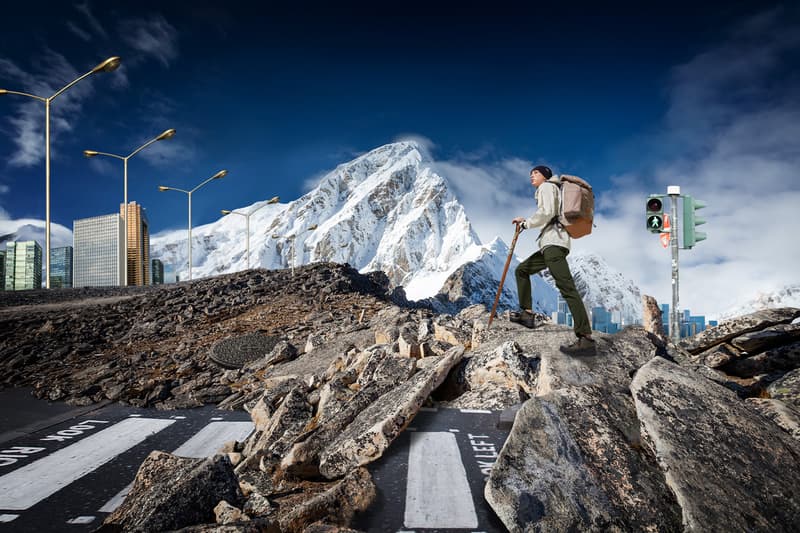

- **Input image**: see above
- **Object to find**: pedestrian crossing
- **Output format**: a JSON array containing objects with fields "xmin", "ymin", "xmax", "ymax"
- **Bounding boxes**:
[
  {"xmin": 0, "ymin": 406, "xmax": 510, "ymax": 532},
  {"xmin": 0, "ymin": 408, "xmax": 254, "ymax": 530}
]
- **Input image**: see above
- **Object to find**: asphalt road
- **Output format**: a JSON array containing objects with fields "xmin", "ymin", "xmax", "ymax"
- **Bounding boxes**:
[{"xmin": 0, "ymin": 390, "xmax": 513, "ymax": 532}]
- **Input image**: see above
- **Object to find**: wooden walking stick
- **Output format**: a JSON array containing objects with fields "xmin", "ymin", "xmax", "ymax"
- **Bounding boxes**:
[{"xmin": 488, "ymin": 222, "xmax": 523, "ymax": 327}]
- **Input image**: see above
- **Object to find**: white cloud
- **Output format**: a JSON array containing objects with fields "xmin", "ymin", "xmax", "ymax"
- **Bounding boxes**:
[
  {"xmin": 74, "ymin": 1, "xmax": 108, "ymax": 39},
  {"xmin": 66, "ymin": 21, "xmax": 92, "ymax": 42},
  {"xmin": 0, "ymin": 50, "xmax": 101, "ymax": 168},
  {"xmin": 575, "ymin": 8, "xmax": 800, "ymax": 320},
  {"xmin": 120, "ymin": 15, "xmax": 179, "ymax": 68}
]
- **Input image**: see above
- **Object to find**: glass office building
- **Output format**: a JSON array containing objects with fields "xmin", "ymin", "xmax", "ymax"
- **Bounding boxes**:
[
  {"xmin": 50, "ymin": 246, "xmax": 74, "ymax": 288},
  {"xmin": 4, "ymin": 241, "xmax": 43, "ymax": 291},
  {"xmin": 0, "ymin": 250, "xmax": 4, "ymax": 290},
  {"xmin": 151, "ymin": 258, "xmax": 164, "ymax": 285},
  {"xmin": 121, "ymin": 202, "xmax": 150, "ymax": 286},
  {"xmin": 74, "ymin": 214, "xmax": 124, "ymax": 287}
]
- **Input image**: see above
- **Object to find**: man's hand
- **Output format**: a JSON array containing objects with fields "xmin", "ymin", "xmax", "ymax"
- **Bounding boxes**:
[{"xmin": 512, "ymin": 217, "xmax": 526, "ymax": 227}]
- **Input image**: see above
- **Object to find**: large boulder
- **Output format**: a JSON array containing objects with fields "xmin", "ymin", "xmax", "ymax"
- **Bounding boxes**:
[
  {"xmin": 679, "ymin": 308, "xmax": 800, "ymax": 354},
  {"xmin": 631, "ymin": 356, "xmax": 800, "ymax": 531},
  {"xmin": 100, "ymin": 451, "xmax": 243, "ymax": 532},
  {"xmin": 318, "ymin": 346, "xmax": 465, "ymax": 478},
  {"xmin": 485, "ymin": 328, "xmax": 683, "ymax": 532}
]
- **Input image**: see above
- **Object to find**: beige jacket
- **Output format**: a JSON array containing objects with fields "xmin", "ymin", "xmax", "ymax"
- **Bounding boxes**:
[{"xmin": 523, "ymin": 177, "xmax": 571, "ymax": 252}]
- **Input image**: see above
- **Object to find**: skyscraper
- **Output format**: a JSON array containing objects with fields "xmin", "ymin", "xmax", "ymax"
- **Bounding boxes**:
[
  {"xmin": 73, "ymin": 214, "xmax": 124, "ymax": 287},
  {"xmin": 0, "ymin": 250, "xmax": 5, "ymax": 291},
  {"xmin": 50, "ymin": 246, "xmax": 74, "ymax": 288},
  {"xmin": 151, "ymin": 258, "xmax": 164, "ymax": 285},
  {"xmin": 5, "ymin": 241, "xmax": 42, "ymax": 291},
  {"xmin": 121, "ymin": 202, "xmax": 150, "ymax": 286}
]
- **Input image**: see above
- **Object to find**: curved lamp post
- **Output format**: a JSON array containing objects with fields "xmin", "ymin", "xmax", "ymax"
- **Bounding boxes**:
[
  {"xmin": 271, "ymin": 224, "xmax": 318, "ymax": 277},
  {"xmin": 84, "ymin": 128, "xmax": 176, "ymax": 286},
  {"xmin": 0, "ymin": 56, "xmax": 121, "ymax": 288},
  {"xmin": 158, "ymin": 169, "xmax": 228, "ymax": 281},
  {"xmin": 221, "ymin": 195, "xmax": 279, "ymax": 270}
]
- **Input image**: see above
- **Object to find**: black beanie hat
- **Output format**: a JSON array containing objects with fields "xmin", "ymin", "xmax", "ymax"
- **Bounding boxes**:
[{"xmin": 532, "ymin": 165, "xmax": 553, "ymax": 179}]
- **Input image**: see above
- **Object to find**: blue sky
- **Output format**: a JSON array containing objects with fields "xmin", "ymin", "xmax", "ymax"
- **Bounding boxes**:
[{"xmin": 1, "ymin": 1, "xmax": 799, "ymax": 318}]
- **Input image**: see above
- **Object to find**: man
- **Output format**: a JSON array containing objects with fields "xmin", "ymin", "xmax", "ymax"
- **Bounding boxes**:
[{"xmin": 511, "ymin": 165, "xmax": 595, "ymax": 353}]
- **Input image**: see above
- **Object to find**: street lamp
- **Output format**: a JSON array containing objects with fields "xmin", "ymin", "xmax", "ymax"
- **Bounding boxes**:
[
  {"xmin": 221, "ymin": 196, "xmax": 280, "ymax": 270},
  {"xmin": 272, "ymin": 224, "xmax": 318, "ymax": 277},
  {"xmin": 84, "ymin": 128, "xmax": 176, "ymax": 286},
  {"xmin": 0, "ymin": 56, "xmax": 121, "ymax": 288},
  {"xmin": 158, "ymin": 170, "xmax": 228, "ymax": 281}
]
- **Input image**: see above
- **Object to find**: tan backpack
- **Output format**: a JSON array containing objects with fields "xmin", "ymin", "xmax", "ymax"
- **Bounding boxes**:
[{"xmin": 552, "ymin": 174, "xmax": 594, "ymax": 238}]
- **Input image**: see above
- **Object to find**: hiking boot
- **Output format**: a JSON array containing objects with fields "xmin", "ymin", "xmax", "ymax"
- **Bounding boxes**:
[
  {"xmin": 560, "ymin": 335, "xmax": 597, "ymax": 355},
  {"xmin": 509, "ymin": 310, "xmax": 538, "ymax": 329}
]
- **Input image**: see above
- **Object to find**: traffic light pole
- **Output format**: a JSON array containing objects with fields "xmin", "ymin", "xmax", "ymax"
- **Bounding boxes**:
[{"xmin": 668, "ymin": 186, "xmax": 681, "ymax": 344}]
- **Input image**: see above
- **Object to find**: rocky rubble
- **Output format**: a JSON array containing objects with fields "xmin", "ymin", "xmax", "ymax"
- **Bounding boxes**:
[{"xmin": 2, "ymin": 269, "xmax": 800, "ymax": 531}]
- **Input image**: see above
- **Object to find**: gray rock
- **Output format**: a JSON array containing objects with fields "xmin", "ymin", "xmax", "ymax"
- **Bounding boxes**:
[
  {"xmin": 723, "ymin": 340, "xmax": 800, "ymax": 378},
  {"xmin": 275, "ymin": 467, "xmax": 375, "ymax": 533},
  {"xmin": 698, "ymin": 342, "xmax": 743, "ymax": 368},
  {"xmin": 768, "ymin": 368, "xmax": 800, "ymax": 409},
  {"xmin": 679, "ymin": 307, "xmax": 800, "ymax": 354},
  {"xmin": 485, "ymin": 329, "xmax": 682, "ymax": 533},
  {"xmin": 101, "ymin": 451, "xmax": 242, "ymax": 532},
  {"xmin": 240, "ymin": 384, "xmax": 312, "ymax": 468},
  {"xmin": 280, "ymin": 356, "xmax": 415, "ymax": 477},
  {"xmin": 641, "ymin": 294, "xmax": 664, "ymax": 339},
  {"xmin": 631, "ymin": 356, "xmax": 800, "ymax": 531},
  {"xmin": 438, "ymin": 341, "xmax": 538, "ymax": 410},
  {"xmin": 318, "ymin": 346, "xmax": 464, "ymax": 478},
  {"xmin": 731, "ymin": 322, "xmax": 800, "ymax": 353},
  {"xmin": 214, "ymin": 500, "xmax": 249, "ymax": 524},
  {"xmin": 746, "ymin": 398, "xmax": 800, "ymax": 441}
]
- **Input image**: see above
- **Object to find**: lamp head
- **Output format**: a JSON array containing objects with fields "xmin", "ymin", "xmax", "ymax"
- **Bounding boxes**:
[
  {"xmin": 221, "ymin": 210, "xmax": 231, "ymax": 215},
  {"xmin": 158, "ymin": 186, "xmax": 170, "ymax": 192},
  {"xmin": 93, "ymin": 56, "xmax": 121, "ymax": 74},
  {"xmin": 212, "ymin": 169, "xmax": 228, "ymax": 180},
  {"xmin": 0, "ymin": 89, "xmax": 7, "ymax": 95},
  {"xmin": 157, "ymin": 128, "xmax": 176, "ymax": 141},
  {"xmin": 267, "ymin": 196, "xmax": 280, "ymax": 204},
  {"xmin": 83, "ymin": 150, "xmax": 99, "ymax": 158}
]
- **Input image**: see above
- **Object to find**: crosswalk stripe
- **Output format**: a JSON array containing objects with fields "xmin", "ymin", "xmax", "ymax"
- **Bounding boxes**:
[
  {"xmin": 403, "ymin": 431, "xmax": 478, "ymax": 529},
  {"xmin": 171, "ymin": 421, "xmax": 254, "ymax": 458},
  {"xmin": 99, "ymin": 420, "xmax": 254, "ymax": 513},
  {"xmin": 0, "ymin": 418, "xmax": 174, "ymax": 511}
]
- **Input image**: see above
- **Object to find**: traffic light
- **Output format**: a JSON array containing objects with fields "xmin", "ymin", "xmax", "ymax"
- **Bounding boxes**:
[
  {"xmin": 646, "ymin": 195, "xmax": 665, "ymax": 233},
  {"xmin": 683, "ymin": 195, "xmax": 707, "ymax": 248}
]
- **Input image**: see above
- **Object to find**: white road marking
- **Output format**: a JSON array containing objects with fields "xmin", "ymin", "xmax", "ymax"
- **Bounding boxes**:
[
  {"xmin": 0, "ymin": 514, "xmax": 19, "ymax": 522},
  {"xmin": 171, "ymin": 421, "xmax": 254, "ymax": 458},
  {"xmin": 404, "ymin": 432, "xmax": 478, "ymax": 529},
  {"xmin": 66, "ymin": 516, "xmax": 96, "ymax": 524},
  {"xmin": 0, "ymin": 418, "xmax": 174, "ymax": 511},
  {"xmin": 99, "ymin": 420, "xmax": 254, "ymax": 513},
  {"xmin": 459, "ymin": 409, "xmax": 492, "ymax": 414}
]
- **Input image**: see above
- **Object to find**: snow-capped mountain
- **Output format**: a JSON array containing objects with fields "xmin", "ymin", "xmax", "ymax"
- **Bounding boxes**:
[
  {"xmin": 431, "ymin": 237, "xmax": 558, "ymax": 315},
  {"xmin": 151, "ymin": 142, "xmax": 482, "ymax": 301},
  {"xmin": 541, "ymin": 253, "xmax": 643, "ymax": 325},
  {"xmin": 150, "ymin": 141, "xmax": 641, "ymax": 321},
  {"xmin": 719, "ymin": 285, "xmax": 800, "ymax": 322}
]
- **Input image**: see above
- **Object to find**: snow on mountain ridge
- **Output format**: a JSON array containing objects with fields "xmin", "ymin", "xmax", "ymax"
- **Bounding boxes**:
[
  {"xmin": 719, "ymin": 285, "xmax": 800, "ymax": 322},
  {"xmin": 151, "ymin": 141, "xmax": 482, "ymax": 295}
]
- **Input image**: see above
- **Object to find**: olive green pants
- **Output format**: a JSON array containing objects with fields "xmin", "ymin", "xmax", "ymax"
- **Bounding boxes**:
[{"xmin": 515, "ymin": 246, "xmax": 591, "ymax": 337}]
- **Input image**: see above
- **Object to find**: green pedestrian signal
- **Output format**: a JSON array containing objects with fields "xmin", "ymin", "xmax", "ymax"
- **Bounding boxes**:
[
  {"xmin": 646, "ymin": 196, "xmax": 664, "ymax": 233},
  {"xmin": 682, "ymin": 195, "xmax": 707, "ymax": 248}
]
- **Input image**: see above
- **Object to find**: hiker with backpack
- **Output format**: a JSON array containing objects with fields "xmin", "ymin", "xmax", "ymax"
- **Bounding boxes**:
[{"xmin": 510, "ymin": 165, "xmax": 596, "ymax": 354}]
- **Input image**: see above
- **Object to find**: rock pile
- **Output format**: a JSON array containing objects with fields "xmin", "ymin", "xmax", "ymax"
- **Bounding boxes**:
[
  {"xmin": 2, "ymin": 268, "xmax": 800, "ymax": 531},
  {"xmin": 0, "ymin": 263, "xmax": 410, "ymax": 408}
]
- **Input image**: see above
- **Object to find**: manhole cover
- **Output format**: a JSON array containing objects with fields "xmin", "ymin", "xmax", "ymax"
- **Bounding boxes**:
[{"xmin": 209, "ymin": 332, "xmax": 281, "ymax": 369}]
